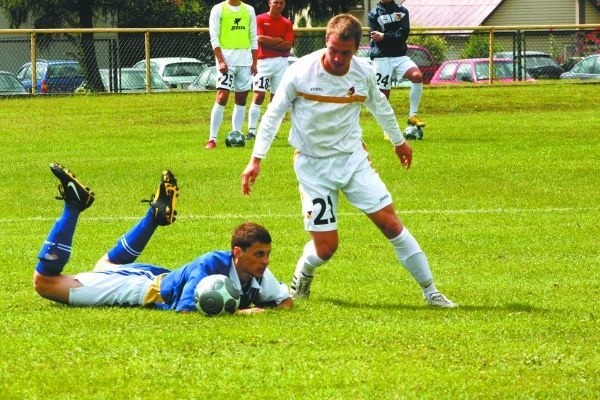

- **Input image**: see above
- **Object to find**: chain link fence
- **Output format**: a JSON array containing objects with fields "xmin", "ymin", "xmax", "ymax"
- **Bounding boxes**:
[{"xmin": 0, "ymin": 25, "xmax": 598, "ymax": 94}]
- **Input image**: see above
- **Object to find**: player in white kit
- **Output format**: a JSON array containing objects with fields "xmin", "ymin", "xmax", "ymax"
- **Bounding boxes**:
[{"xmin": 240, "ymin": 14, "xmax": 457, "ymax": 308}]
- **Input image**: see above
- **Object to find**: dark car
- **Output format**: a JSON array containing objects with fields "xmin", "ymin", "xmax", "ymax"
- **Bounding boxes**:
[
  {"xmin": 16, "ymin": 59, "xmax": 84, "ymax": 94},
  {"xmin": 560, "ymin": 54, "xmax": 600, "ymax": 79},
  {"xmin": 356, "ymin": 44, "xmax": 439, "ymax": 84},
  {"xmin": 0, "ymin": 71, "xmax": 28, "ymax": 95},
  {"xmin": 494, "ymin": 51, "xmax": 563, "ymax": 79}
]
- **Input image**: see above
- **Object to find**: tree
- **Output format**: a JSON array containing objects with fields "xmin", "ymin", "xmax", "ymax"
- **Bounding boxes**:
[{"xmin": 0, "ymin": 0, "xmax": 209, "ymax": 92}]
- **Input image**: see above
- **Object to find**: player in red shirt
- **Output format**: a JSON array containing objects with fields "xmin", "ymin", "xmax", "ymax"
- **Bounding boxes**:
[{"xmin": 245, "ymin": 0, "xmax": 294, "ymax": 140}]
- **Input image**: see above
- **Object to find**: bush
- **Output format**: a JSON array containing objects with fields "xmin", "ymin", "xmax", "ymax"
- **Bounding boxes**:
[
  {"xmin": 409, "ymin": 34, "xmax": 448, "ymax": 63},
  {"xmin": 461, "ymin": 34, "xmax": 492, "ymax": 58}
]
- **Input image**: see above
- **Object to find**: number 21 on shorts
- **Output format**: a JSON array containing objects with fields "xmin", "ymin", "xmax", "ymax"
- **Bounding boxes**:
[{"xmin": 313, "ymin": 196, "xmax": 336, "ymax": 225}]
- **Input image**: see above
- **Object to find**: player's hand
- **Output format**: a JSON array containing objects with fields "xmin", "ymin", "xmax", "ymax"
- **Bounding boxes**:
[
  {"xmin": 370, "ymin": 31, "xmax": 384, "ymax": 42},
  {"xmin": 395, "ymin": 141, "xmax": 412, "ymax": 169},
  {"xmin": 236, "ymin": 307, "xmax": 266, "ymax": 315},
  {"xmin": 241, "ymin": 157, "xmax": 262, "ymax": 195},
  {"xmin": 218, "ymin": 60, "xmax": 228, "ymax": 74}
]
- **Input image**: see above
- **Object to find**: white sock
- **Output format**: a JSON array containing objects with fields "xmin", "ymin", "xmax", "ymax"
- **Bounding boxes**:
[
  {"xmin": 294, "ymin": 240, "xmax": 326, "ymax": 277},
  {"xmin": 210, "ymin": 103, "xmax": 225, "ymax": 140},
  {"xmin": 409, "ymin": 82, "xmax": 423, "ymax": 116},
  {"xmin": 232, "ymin": 104, "xmax": 246, "ymax": 132},
  {"xmin": 389, "ymin": 228, "xmax": 437, "ymax": 294},
  {"xmin": 247, "ymin": 103, "xmax": 262, "ymax": 133}
]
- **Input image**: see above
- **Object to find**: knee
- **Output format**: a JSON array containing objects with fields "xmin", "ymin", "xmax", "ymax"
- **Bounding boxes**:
[
  {"xmin": 94, "ymin": 254, "xmax": 115, "ymax": 271},
  {"xmin": 33, "ymin": 272, "xmax": 53, "ymax": 298},
  {"xmin": 314, "ymin": 241, "xmax": 338, "ymax": 261},
  {"xmin": 407, "ymin": 68, "xmax": 423, "ymax": 84}
]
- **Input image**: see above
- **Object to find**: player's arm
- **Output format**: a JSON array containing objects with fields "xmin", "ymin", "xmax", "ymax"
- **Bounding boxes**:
[
  {"xmin": 363, "ymin": 68, "xmax": 412, "ymax": 169},
  {"xmin": 258, "ymin": 35, "xmax": 293, "ymax": 51}
]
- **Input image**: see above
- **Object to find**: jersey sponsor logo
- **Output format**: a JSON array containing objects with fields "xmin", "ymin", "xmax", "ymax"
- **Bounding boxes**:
[{"xmin": 231, "ymin": 17, "xmax": 246, "ymax": 30}]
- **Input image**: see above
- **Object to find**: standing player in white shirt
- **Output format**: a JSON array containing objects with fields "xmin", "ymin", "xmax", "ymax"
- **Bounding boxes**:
[
  {"xmin": 240, "ymin": 14, "xmax": 457, "ymax": 308},
  {"xmin": 205, "ymin": 0, "xmax": 258, "ymax": 149}
]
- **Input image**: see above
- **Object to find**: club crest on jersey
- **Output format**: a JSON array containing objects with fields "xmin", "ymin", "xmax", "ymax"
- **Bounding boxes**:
[
  {"xmin": 394, "ymin": 12, "xmax": 405, "ymax": 21},
  {"xmin": 347, "ymin": 87, "xmax": 356, "ymax": 96}
]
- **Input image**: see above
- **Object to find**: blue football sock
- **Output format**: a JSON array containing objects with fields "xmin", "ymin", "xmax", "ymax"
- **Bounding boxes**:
[
  {"xmin": 107, "ymin": 207, "xmax": 157, "ymax": 264},
  {"xmin": 35, "ymin": 203, "xmax": 80, "ymax": 276}
]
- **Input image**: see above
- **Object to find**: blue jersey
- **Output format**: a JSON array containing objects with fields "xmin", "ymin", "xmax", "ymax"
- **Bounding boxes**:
[{"xmin": 157, "ymin": 250, "xmax": 276, "ymax": 312}]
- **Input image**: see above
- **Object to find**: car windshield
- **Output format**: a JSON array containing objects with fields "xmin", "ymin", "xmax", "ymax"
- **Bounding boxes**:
[
  {"xmin": 100, "ymin": 69, "xmax": 170, "ymax": 90},
  {"xmin": 407, "ymin": 48, "xmax": 433, "ymax": 67},
  {"xmin": 523, "ymin": 56, "xmax": 556, "ymax": 68},
  {"xmin": 163, "ymin": 62, "xmax": 204, "ymax": 77},
  {"xmin": 0, "ymin": 74, "xmax": 25, "ymax": 92},
  {"xmin": 47, "ymin": 64, "xmax": 83, "ymax": 78},
  {"xmin": 475, "ymin": 61, "xmax": 515, "ymax": 80}
]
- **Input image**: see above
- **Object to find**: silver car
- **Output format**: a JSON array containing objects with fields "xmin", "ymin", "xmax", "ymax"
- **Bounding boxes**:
[{"xmin": 132, "ymin": 57, "xmax": 206, "ymax": 89}]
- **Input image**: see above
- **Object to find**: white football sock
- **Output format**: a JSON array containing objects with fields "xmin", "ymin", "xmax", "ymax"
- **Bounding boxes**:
[
  {"xmin": 247, "ymin": 103, "xmax": 262, "ymax": 133},
  {"xmin": 209, "ymin": 103, "xmax": 225, "ymax": 140},
  {"xmin": 389, "ymin": 228, "xmax": 437, "ymax": 294},
  {"xmin": 409, "ymin": 82, "xmax": 423, "ymax": 116},
  {"xmin": 232, "ymin": 104, "xmax": 246, "ymax": 132},
  {"xmin": 294, "ymin": 240, "xmax": 325, "ymax": 277}
]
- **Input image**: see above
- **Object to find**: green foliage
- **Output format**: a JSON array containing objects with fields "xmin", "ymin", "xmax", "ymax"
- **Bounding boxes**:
[
  {"xmin": 0, "ymin": 83, "xmax": 599, "ymax": 398},
  {"xmin": 461, "ymin": 33, "xmax": 492, "ymax": 58},
  {"xmin": 409, "ymin": 34, "xmax": 448, "ymax": 62}
]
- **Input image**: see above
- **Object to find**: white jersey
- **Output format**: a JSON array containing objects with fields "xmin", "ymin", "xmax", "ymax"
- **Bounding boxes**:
[{"xmin": 252, "ymin": 49, "xmax": 404, "ymax": 159}]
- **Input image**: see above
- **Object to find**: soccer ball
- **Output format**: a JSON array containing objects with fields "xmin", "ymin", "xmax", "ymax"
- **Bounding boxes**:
[
  {"xmin": 194, "ymin": 274, "xmax": 240, "ymax": 316},
  {"xmin": 403, "ymin": 125, "xmax": 423, "ymax": 140},
  {"xmin": 225, "ymin": 130, "xmax": 245, "ymax": 147}
]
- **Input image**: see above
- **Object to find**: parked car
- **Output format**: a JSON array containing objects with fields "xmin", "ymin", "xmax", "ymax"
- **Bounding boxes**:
[
  {"xmin": 430, "ymin": 58, "xmax": 535, "ymax": 85},
  {"xmin": 188, "ymin": 66, "xmax": 217, "ymax": 91},
  {"xmin": 494, "ymin": 51, "xmax": 563, "ymax": 79},
  {"xmin": 559, "ymin": 54, "xmax": 600, "ymax": 79},
  {"xmin": 132, "ymin": 57, "xmax": 206, "ymax": 89},
  {"xmin": 0, "ymin": 70, "xmax": 28, "ymax": 95},
  {"xmin": 77, "ymin": 68, "xmax": 171, "ymax": 93},
  {"xmin": 355, "ymin": 44, "xmax": 439, "ymax": 84},
  {"xmin": 16, "ymin": 59, "xmax": 84, "ymax": 93}
]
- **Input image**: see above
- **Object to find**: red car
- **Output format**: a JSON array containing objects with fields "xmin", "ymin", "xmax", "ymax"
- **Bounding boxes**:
[
  {"xmin": 430, "ymin": 58, "xmax": 535, "ymax": 85},
  {"xmin": 356, "ymin": 44, "xmax": 439, "ymax": 84}
]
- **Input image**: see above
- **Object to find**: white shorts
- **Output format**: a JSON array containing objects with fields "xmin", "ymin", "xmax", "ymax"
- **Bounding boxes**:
[
  {"xmin": 373, "ymin": 56, "xmax": 418, "ymax": 90},
  {"xmin": 216, "ymin": 65, "xmax": 252, "ymax": 92},
  {"xmin": 253, "ymin": 57, "xmax": 289, "ymax": 94},
  {"xmin": 294, "ymin": 146, "xmax": 393, "ymax": 232},
  {"xmin": 69, "ymin": 265, "xmax": 163, "ymax": 307}
]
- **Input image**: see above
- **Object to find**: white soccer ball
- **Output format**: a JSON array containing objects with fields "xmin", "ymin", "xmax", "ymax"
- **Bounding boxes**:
[
  {"xmin": 194, "ymin": 274, "xmax": 240, "ymax": 316},
  {"xmin": 403, "ymin": 125, "xmax": 423, "ymax": 140},
  {"xmin": 225, "ymin": 130, "xmax": 246, "ymax": 147}
]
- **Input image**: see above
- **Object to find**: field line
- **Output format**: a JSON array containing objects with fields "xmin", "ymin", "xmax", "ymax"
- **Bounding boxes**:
[{"xmin": 2, "ymin": 206, "xmax": 598, "ymax": 224}]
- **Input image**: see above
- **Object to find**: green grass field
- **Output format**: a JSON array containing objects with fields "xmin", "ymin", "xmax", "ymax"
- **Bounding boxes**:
[{"xmin": 1, "ymin": 83, "xmax": 598, "ymax": 399}]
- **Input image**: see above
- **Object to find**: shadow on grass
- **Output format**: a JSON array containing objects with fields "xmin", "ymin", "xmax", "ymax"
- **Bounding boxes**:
[{"xmin": 322, "ymin": 298, "xmax": 549, "ymax": 313}]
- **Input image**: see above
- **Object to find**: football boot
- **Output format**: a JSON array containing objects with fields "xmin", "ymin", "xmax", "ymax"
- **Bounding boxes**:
[
  {"xmin": 50, "ymin": 162, "xmax": 95, "ymax": 211},
  {"xmin": 143, "ymin": 170, "xmax": 179, "ymax": 226},
  {"xmin": 289, "ymin": 272, "xmax": 314, "ymax": 299}
]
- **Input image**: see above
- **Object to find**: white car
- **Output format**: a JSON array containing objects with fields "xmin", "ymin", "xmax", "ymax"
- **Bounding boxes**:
[{"xmin": 132, "ymin": 57, "xmax": 206, "ymax": 89}]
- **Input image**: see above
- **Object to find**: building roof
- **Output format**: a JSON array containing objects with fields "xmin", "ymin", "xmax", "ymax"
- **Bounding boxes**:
[{"xmin": 403, "ymin": 0, "xmax": 504, "ymax": 27}]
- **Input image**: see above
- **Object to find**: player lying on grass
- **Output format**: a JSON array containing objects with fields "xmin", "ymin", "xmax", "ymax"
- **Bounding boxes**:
[
  {"xmin": 241, "ymin": 14, "xmax": 457, "ymax": 308},
  {"xmin": 33, "ymin": 163, "xmax": 293, "ymax": 314}
]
